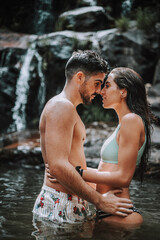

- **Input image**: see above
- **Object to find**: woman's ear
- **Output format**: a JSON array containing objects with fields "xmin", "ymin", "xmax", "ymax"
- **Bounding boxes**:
[{"xmin": 121, "ymin": 88, "xmax": 127, "ymax": 98}]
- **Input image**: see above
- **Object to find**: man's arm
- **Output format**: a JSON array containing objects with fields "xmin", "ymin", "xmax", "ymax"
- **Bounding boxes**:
[{"xmin": 44, "ymin": 101, "xmax": 133, "ymax": 216}]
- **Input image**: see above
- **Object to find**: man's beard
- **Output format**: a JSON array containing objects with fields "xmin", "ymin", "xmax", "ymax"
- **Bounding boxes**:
[
  {"xmin": 80, "ymin": 91, "xmax": 91, "ymax": 105},
  {"xmin": 79, "ymin": 87, "xmax": 97, "ymax": 105}
]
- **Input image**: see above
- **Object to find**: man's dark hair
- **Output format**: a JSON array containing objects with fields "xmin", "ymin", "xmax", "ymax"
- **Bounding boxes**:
[{"xmin": 65, "ymin": 50, "xmax": 108, "ymax": 81}]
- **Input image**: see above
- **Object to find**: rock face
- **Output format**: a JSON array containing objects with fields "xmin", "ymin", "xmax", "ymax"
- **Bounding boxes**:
[
  {"xmin": 0, "ymin": 0, "xmax": 123, "ymax": 34},
  {"xmin": 0, "ymin": 27, "xmax": 160, "ymax": 133},
  {"xmin": 56, "ymin": 6, "xmax": 113, "ymax": 32},
  {"xmin": 0, "ymin": 46, "xmax": 27, "ymax": 132},
  {"xmin": 97, "ymin": 28, "xmax": 158, "ymax": 83}
]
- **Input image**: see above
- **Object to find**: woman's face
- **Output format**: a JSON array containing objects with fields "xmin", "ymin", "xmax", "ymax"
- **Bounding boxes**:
[{"xmin": 101, "ymin": 73, "xmax": 123, "ymax": 109}]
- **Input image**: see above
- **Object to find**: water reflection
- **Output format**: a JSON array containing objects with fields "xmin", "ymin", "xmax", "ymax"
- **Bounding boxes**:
[
  {"xmin": 32, "ymin": 219, "xmax": 95, "ymax": 239},
  {"xmin": 0, "ymin": 163, "xmax": 160, "ymax": 240},
  {"xmin": 32, "ymin": 218, "xmax": 141, "ymax": 240}
]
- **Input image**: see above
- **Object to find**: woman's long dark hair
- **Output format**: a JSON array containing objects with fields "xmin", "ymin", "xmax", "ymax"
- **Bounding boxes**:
[{"xmin": 111, "ymin": 67, "xmax": 153, "ymax": 181}]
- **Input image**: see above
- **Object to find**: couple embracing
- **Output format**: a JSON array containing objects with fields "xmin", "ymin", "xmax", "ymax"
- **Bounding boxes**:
[{"xmin": 33, "ymin": 50, "xmax": 152, "ymax": 227}]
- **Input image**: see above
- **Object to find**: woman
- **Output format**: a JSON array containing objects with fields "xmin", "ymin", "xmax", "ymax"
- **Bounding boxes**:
[{"xmin": 78, "ymin": 67, "xmax": 153, "ymax": 226}]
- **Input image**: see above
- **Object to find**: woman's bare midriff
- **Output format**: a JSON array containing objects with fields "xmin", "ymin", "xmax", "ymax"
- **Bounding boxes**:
[{"xmin": 96, "ymin": 161, "xmax": 130, "ymax": 199}]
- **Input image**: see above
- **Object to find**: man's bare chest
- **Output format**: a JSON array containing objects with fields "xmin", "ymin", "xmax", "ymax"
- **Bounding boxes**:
[{"xmin": 73, "ymin": 116, "xmax": 86, "ymax": 143}]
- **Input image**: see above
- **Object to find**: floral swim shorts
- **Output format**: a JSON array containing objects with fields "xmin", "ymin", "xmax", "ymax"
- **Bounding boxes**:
[{"xmin": 32, "ymin": 185, "xmax": 91, "ymax": 224}]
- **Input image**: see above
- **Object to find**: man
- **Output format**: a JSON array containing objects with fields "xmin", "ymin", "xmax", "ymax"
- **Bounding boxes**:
[{"xmin": 33, "ymin": 50, "xmax": 133, "ymax": 223}]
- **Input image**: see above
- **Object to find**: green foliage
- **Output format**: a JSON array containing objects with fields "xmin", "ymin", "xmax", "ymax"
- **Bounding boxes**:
[
  {"xmin": 135, "ymin": 7, "xmax": 157, "ymax": 31},
  {"xmin": 55, "ymin": 16, "xmax": 68, "ymax": 31},
  {"xmin": 80, "ymin": 104, "xmax": 117, "ymax": 124},
  {"xmin": 115, "ymin": 16, "xmax": 130, "ymax": 32}
]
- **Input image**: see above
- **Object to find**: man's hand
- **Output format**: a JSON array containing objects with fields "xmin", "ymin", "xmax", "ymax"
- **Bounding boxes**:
[
  {"xmin": 46, "ymin": 164, "xmax": 133, "ymax": 217},
  {"xmin": 45, "ymin": 163, "xmax": 59, "ymax": 183},
  {"xmin": 100, "ymin": 190, "xmax": 133, "ymax": 217}
]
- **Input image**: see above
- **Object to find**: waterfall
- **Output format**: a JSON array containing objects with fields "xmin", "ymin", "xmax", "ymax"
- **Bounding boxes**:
[
  {"xmin": 33, "ymin": 0, "xmax": 54, "ymax": 34},
  {"xmin": 11, "ymin": 47, "xmax": 36, "ymax": 132},
  {"xmin": 10, "ymin": 45, "xmax": 46, "ymax": 132},
  {"xmin": 122, "ymin": 0, "xmax": 133, "ymax": 16},
  {"xmin": 0, "ymin": 50, "xmax": 12, "ymax": 67},
  {"xmin": 35, "ymin": 52, "xmax": 46, "ymax": 115}
]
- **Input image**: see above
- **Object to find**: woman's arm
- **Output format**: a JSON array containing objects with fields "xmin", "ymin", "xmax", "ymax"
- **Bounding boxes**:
[{"xmin": 83, "ymin": 116, "xmax": 142, "ymax": 188}]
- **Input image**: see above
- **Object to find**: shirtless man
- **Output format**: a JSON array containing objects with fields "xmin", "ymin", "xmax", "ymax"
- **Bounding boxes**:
[{"xmin": 32, "ymin": 50, "xmax": 133, "ymax": 223}]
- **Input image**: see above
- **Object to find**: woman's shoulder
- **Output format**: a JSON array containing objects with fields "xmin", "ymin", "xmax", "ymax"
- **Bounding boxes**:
[{"xmin": 121, "ymin": 113, "xmax": 143, "ymax": 130}]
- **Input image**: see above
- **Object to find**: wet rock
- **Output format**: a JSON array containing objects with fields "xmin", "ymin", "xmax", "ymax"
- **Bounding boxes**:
[
  {"xmin": 0, "ymin": 33, "xmax": 36, "ymax": 50},
  {"xmin": 0, "ymin": 129, "xmax": 43, "ymax": 165},
  {"xmin": 0, "ymin": 146, "xmax": 43, "ymax": 165},
  {"xmin": 0, "ymin": 28, "xmax": 160, "ymax": 133},
  {"xmin": 147, "ymin": 83, "xmax": 160, "ymax": 121},
  {"xmin": 97, "ymin": 28, "xmax": 158, "ymax": 83},
  {"xmin": 153, "ymin": 59, "xmax": 160, "ymax": 85},
  {"xmin": 36, "ymin": 31, "xmax": 95, "ymax": 102},
  {"xmin": 0, "ymin": 66, "xmax": 20, "ymax": 133},
  {"xmin": 56, "ymin": 6, "xmax": 112, "ymax": 32}
]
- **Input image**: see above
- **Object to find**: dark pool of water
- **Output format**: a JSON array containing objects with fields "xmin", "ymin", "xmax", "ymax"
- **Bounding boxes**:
[{"xmin": 0, "ymin": 162, "xmax": 160, "ymax": 240}]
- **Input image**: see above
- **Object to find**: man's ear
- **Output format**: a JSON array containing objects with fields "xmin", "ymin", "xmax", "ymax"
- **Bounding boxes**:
[
  {"xmin": 75, "ymin": 71, "xmax": 85, "ymax": 85},
  {"xmin": 120, "ymin": 88, "xmax": 127, "ymax": 98}
]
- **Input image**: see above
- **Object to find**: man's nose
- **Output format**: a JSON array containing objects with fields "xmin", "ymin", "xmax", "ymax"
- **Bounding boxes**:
[
  {"xmin": 96, "ymin": 85, "xmax": 102, "ymax": 94},
  {"xmin": 100, "ymin": 87, "xmax": 105, "ymax": 95}
]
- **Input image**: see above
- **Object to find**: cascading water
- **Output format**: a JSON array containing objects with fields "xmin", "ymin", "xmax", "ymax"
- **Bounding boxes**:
[
  {"xmin": 33, "ymin": 0, "xmax": 54, "ymax": 34},
  {"xmin": 35, "ymin": 52, "xmax": 46, "ymax": 116},
  {"xmin": 122, "ymin": 0, "xmax": 133, "ymax": 16},
  {"xmin": 0, "ymin": 50, "xmax": 12, "ymax": 67},
  {"xmin": 10, "ymin": 44, "xmax": 46, "ymax": 132},
  {"xmin": 11, "ymin": 46, "xmax": 36, "ymax": 132}
]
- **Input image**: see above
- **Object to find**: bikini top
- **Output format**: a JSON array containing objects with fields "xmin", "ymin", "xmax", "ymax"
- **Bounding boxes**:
[{"xmin": 101, "ymin": 124, "xmax": 146, "ymax": 166}]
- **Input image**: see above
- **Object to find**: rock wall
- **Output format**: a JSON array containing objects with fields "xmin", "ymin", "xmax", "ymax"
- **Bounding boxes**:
[
  {"xmin": 0, "ymin": 0, "xmax": 160, "ymax": 133},
  {"xmin": 0, "ymin": 26, "xmax": 160, "ymax": 133}
]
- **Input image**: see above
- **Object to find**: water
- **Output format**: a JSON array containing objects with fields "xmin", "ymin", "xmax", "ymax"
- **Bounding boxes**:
[
  {"xmin": 0, "ymin": 162, "xmax": 160, "ymax": 240},
  {"xmin": 121, "ymin": 0, "xmax": 133, "ymax": 16},
  {"xmin": 11, "ymin": 47, "xmax": 36, "ymax": 132},
  {"xmin": 33, "ymin": 0, "xmax": 54, "ymax": 34},
  {"xmin": 10, "ymin": 44, "xmax": 46, "ymax": 132}
]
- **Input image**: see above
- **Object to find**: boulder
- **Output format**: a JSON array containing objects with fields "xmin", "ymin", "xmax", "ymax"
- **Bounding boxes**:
[
  {"xmin": 0, "ymin": 47, "xmax": 27, "ymax": 133},
  {"xmin": 0, "ymin": 28, "xmax": 160, "ymax": 133},
  {"xmin": 153, "ymin": 59, "xmax": 160, "ymax": 85},
  {"xmin": 36, "ymin": 31, "xmax": 95, "ymax": 101},
  {"xmin": 147, "ymin": 83, "xmax": 160, "ymax": 121},
  {"xmin": 56, "ymin": 6, "xmax": 112, "ymax": 32},
  {"xmin": 97, "ymin": 28, "xmax": 158, "ymax": 83}
]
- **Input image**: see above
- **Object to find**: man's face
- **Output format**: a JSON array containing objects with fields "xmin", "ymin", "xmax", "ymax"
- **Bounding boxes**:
[{"xmin": 79, "ymin": 73, "xmax": 105, "ymax": 105}]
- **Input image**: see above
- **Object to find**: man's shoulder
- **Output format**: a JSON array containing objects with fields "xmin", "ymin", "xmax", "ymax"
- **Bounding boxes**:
[{"xmin": 44, "ymin": 96, "xmax": 76, "ymax": 120}]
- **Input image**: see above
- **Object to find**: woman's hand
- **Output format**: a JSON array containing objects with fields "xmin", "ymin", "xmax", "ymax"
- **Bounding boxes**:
[{"xmin": 45, "ymin": 163, "xmax": 59, "ymax": 183}]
